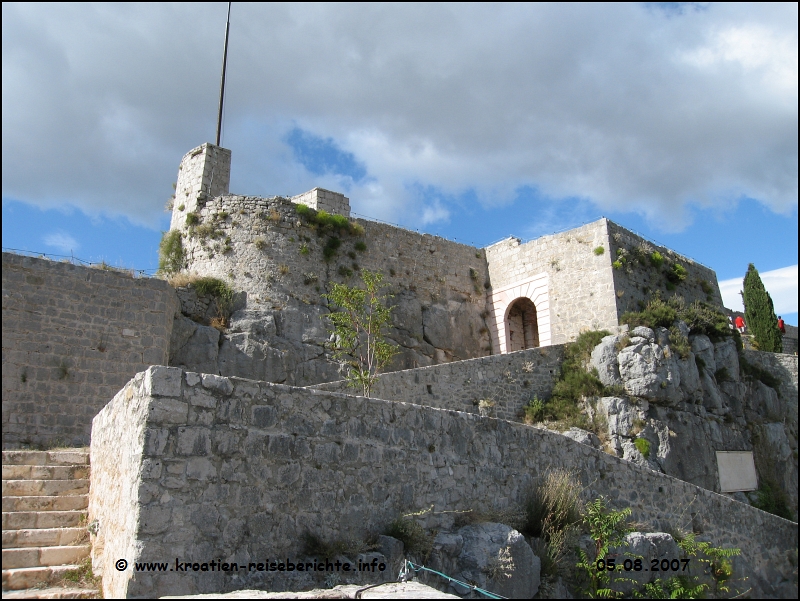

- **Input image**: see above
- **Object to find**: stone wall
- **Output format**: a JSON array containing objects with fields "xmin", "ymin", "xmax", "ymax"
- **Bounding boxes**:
[
  {"xmin": 606, "ymin": 220, "xmax": 724, "ymax": 317},
  {"xmin": 1, "ymin": 253, "xmax": 179, "ymax": 448},
  {"xmin": 289, "ymin": 188, "xmax": 350, "ymax": 217},
  {"xmin": 170, "ymin": 144, "xmax": 231, "ymax": 232},
  {"xmin": 484, "ymin": 219, "xmax": 619, "ymax": 346},
  {"xmin": 311, "ymin": 345, "xmax": 565, "ymax": 421},
  {"xmin": 90, "ymin": 366, "xmax": 797, "ymax": 598},
  {"xmin": 167, "ymin": 194, "xmax": 492, "ymax": 385}
]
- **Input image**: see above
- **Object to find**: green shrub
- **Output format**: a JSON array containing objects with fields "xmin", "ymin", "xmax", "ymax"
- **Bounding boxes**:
[
  {"xmin": 158, "ymin": 230, "xmax": 184, "ymax": 274},
  {"xmin": 522, "ymin": 396, "xmax": 545, "ymax": 424},
  {"xmin": 254, "ymin": 237, "xmax": 267, "ymax": 250},
  {"xmin": 337, "ymin": 265, "xmax": 353, "ymax": 278},
  {"xmin": 621, "ymin": 298, "xmax": 677, "ymax": 329},
  {"xmin": 699, "ymin": 280, "xmax": 713, "ymax": 295},
  {"xmin": 185, "ymin": 212, "xmax": 200, "ymax": 226},
  {"xmin": 714, "ymin": 367, "xmax": 731, "ymax": 382},
  {"xmin": 650, "ymin": 251, "xmax": 664, "ymax": 267},
  {"xmin": 593, "ymin": 246, "xmax": 605, "ymax": 255},
  {"xmin": 634, "ymin": 437, "xmax": 650, "ymax": 458},
  {"xmin": 668, "ymin": 326, "xmax": 691, "ymax": 359},
  {"xmin": 385, "ymin": 517, "xmax": 431, "ymax": 555},
  {"xmin": 322, "ymin": 237, "xmax": 341, "ymax": 261},
  {"xmin": 192, "ymin": 277, "xmax": 235, "ymax": 318},
  {"xmin": 612, "ymin": 260, "xmax": 623, "ymax": 270},
  {"xmin": 752, "ymin": 482, "xmax": 793, "ymax": 520},
  {"xmin": 354, "ymin": 240, "xmax": 367, "ymax": 252},
  {"xmin": 666, "ymin": 262, "xmax": 688, "ymax": 284},
  {"xmin": 300, "ymin": 244, "xmax": 310, "ymax": 256},
  {"xmin": 295, "ymin": 203, "xmax": 313, "ymax": 217}
]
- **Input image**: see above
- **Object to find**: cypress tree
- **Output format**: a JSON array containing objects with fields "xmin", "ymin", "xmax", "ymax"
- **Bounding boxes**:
[{"xmin": 742, "ymin": 264, "xmax": 782, "ymax": 353}]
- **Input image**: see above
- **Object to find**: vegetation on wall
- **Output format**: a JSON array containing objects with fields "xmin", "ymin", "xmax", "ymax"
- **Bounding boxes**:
[
  {"xmin": 621, "ymin": 297, "xmax": 731, "ymax": 342},
  {"xmin": 157, "ymin": 230, "xmax": 184, "ymax": 275},
  {"xmin": 743, "ymin": 263, "xmax": 783, "ymax": 353}
]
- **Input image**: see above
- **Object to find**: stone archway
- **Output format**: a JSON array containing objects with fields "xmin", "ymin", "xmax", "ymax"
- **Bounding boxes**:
[
  {"xmin": 505, "ymin": 297, "xmax": 540, "ymax": 352},
  {"xmin": 486, "ymin": 272, "xmax": 550, "ymax": 354}
]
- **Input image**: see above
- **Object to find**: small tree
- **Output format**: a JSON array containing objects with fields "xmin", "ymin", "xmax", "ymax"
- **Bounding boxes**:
[
  {"xmin": 743, "ymin": 263, "xmax": 782, "ymax": 353},
  {"xmin": 324, "ymin": 270, "xmax": 397, "ymax": 396}
]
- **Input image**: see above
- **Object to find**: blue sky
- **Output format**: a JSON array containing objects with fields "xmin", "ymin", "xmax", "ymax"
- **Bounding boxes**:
[{"xmin": 3, "ymin": 3, "xmax": 797, "ymax": 324}]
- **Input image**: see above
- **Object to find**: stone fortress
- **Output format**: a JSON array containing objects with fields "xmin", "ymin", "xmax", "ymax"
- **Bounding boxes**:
[{"xmin": 2, "ymin": 143, "xmax": 797, "ymax": 598}]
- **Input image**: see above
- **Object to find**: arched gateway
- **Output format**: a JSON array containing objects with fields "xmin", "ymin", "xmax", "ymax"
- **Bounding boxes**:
[{"xmin": 505, "ymin": 297, "xmax": 540, "ymax": 351}]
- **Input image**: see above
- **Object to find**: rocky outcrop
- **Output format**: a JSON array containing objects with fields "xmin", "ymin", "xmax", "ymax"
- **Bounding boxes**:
[
  {"xmin": 589, "ymin": 322, "xmax": 797, "ymax": 517},
  {"xmin": 426, "ymin": 523, "xmax": 540, "ymax": 599}
]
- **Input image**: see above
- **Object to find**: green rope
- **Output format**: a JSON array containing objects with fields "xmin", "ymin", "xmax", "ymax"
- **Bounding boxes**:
[{"xmin": 399, "ymin": 559, "xmax": 507, "ymax": 599}]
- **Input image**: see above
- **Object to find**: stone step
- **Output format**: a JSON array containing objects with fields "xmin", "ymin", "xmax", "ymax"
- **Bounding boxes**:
[
  {"xmin": 2, "ymin": 480, "xmax": 89, "ymax": 498},
  {"xmin": 2, "ymin": 510, "xmax": 86, "ymax": 530},
  {"xmin": 1, "ymin": 451, "xmax": 89, "ymax": 467},
  {"xmin": 1, "ymin": 545, "xmax": 90, "ymax": 570},
  {"xmin": 3, "ymin": 496, "xmax": 88, "ymax": 513},
  {"xmin": 2, "ymin": 564, "xmax": 84, "ymax": 590},
  {"xmin": 3, "ymin": 527, "xmax": 87, "ymax": 548},
  {"xmin": 2, "ymin": 465, "xmax": 90, "ymax": 481},
  {"xmin": 0, "ymin": 586, "xmax": 99, "ymax": 599}
]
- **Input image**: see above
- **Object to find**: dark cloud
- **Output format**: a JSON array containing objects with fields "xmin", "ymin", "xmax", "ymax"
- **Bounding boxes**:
[{"xmin": 2, "ymin": 3, "xmax": 796, "ymax": 229}]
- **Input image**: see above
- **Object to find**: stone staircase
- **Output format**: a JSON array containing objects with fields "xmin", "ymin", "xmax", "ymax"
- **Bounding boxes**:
[{"xmin": 2, "ymin": 450, "xmax": 98, "ymax": 599}]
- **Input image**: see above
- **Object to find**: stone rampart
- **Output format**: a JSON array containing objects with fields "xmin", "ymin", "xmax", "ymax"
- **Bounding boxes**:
[
  {"xmin": 90, "ymin": 366, "xmax": 797, "ymax": 598},
  {"xmin": 168, "ymin": 195, "xmax": 491, "ymax": 382},
  {"xmin": 1, "ymin": 253, "xmax": 179, "ymax": 448},
  {"xmin": 606, "ymin": 220, "xmax": 724, "ymax": 318},
  {"xmin": 311, "ymin": 345, "xmax": 565, "ymax": 421}
]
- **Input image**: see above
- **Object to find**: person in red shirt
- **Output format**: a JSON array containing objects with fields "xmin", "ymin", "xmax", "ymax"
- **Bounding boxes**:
[
  {"xmin": 735, "ymin": 315, "xmax": 746, "ymax": 333},
  {"xmin": 778, "ymin": 316, "xmax": 786, "ymax": 335}
]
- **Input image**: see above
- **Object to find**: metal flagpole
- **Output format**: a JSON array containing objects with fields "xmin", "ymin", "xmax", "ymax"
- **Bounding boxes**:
[{"xmin": 215, "ymin": 2, "xmax": 232, "ymax": 146}]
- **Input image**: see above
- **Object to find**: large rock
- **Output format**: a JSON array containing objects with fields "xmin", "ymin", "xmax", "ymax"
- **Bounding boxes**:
[
  {"xmin": 591, "ymin": 335, "xmax": 624, "ymax": 387},
  {"xmin": 170, "ymin": 316, "xmax": 220, "ymax": 375},
  {"xmin": 562, "ymin": 427, "xmax": 601, "ymax": 448},
  {"xmin": 676, "ymin": 352, "xmax": 702, "ymax": 402},
  {"xmin": 617, "ymin": 340, "xmax": 682, "ymax": 405},
  {"xmin": 608, "ymin": 532, "xmax": 681, "ymax": 595},
  {"xmin": 713, "ymin": 338, "xmax": 740, "ymax": 382},
  {"xmin": 690, "ymin": 334, "xmax": 716, "ymax": 374},
  {"xmin": 427, "ymin": 523, "xmax": 540, "ymax": 599}
]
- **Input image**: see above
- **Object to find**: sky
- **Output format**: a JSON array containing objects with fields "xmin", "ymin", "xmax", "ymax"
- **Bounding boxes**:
[{"xmin": 2, "ymin": 3, "xmax": 797, "ymax": 324}]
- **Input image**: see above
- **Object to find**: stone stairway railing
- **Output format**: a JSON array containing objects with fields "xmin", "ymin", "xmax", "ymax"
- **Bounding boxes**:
[{"xmin": 2, "ymin": 449, "xmax": 98, "ymax": 599}]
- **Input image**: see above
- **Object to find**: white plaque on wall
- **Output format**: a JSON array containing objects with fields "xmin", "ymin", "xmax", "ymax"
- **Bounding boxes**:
[{"xmin": 716, "ymin": 451, "xmax": 757, "ymax": 493}]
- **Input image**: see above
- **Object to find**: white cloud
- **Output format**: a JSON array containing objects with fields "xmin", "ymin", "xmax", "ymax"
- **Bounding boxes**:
[
  {"xmin": 43, "ymin": 232, "xmax": 79, "ymax": 254},
  {"xmin": 2, "ymin": 3, "xmax": 797, "ymax": 228},
  {"xmin": 718, "ymin": 265, "xmax": 798, "ymax": 315}
]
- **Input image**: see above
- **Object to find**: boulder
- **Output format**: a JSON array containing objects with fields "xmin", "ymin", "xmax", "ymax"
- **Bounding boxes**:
[
  {"xmin": 608, "ymin": 532, "xmax": 681, "ymax": 594},
  {"xmin": 630, "ymin": 326, "xmax": 655, "ymax": 341},
  {"xmin": 170, "ymin": 320, "xmax": 220, "ymax": 375},
  {"xmin": 713, "ymin": 338, "xmax": 740, "ymax": 382},
  {"xmin": 427, "ymin": 523, "xmax": 540, "ymax": 599},
  {"xmin": 618, "ymin": 341, "xmax": 682, "ymax": 405},
  {"xmin": 562, "ymin": 427, "xmax": 601, "ymax": 448},
  {"xmin": 591, "ymin": 335, "xmax": 624, "ymax": 387},
  {"xmin": 690, "ymin": 334, "xmax": 716, "ymax": 374}
]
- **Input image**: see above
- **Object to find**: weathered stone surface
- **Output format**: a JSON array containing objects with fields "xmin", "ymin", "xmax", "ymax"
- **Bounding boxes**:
[
  {"xmin": 561, "ymin": 427, "xmax": 601, "ymax": 448},
  {"xmin": 690, "ymin": 334, "xmax": 716, "ymax": 374},
  {"xmin": 427, "ymin": 523, "xmax": 540, "ymax": 599},
  {"xmin": 618, "ymin": 340, "xmax": 681, "ymax": 405},
  {"xmin": 171, "ymin": 324, "xmax": 221, "ymax": 375},
  {"xmin": 608, "ymin": 532, "xmax": 681, "ymax": 594},
  {"xmin": 90, "ymin": 369, "xmax": 797, "ymax": 599},
  {"xmin": 591, "ymin": 335, "xmax": 623, "ymax": 387}
]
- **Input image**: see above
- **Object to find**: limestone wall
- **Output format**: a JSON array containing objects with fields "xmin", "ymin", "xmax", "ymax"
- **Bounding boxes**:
[
  {"xmin": 90, "ymin": 366, "xmax": 797, "ymax": 598},
  {"xmin": 169, "ymin": 144, "xmax": 231, "ymax": 232},
  {"xmin": 167, "ymin": 195, "xmax": 491, "ymax": 385},
  {"xmin": 606, "ymin": 220, "xmax": 724, "ymax": 317},
  {"xmin": 1, "ymin": 253, "xmax": 179, "ymax": 448},
  {"xmin": 289, "ymin": 188, "xmax": 350, "ymax": 217},
  {"xmin": 311, "ymin": 345, "xmax": 565, "ymax": 421},
  {"xmin": 485, "ymin": 219, "xmax": 619, "ymax": 345}
]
